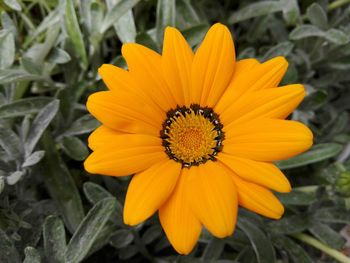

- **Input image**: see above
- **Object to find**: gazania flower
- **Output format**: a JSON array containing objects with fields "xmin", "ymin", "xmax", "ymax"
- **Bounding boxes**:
[{"xmin": 84, "ymin": 23, "xmax": 313, "ymax": 254}]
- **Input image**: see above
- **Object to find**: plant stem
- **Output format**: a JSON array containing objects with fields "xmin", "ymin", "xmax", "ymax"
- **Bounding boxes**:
[
  {"xmin": 328, "ymin": 0, "xmax": 350, "ymax": 11},
  {"xmin": 291, "ymin": 233, "xmax": 350, "ymax": 263}
]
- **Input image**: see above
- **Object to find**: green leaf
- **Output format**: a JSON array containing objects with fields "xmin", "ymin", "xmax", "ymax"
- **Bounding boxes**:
[
  {"xmin": 268, "ymin": 215, "xmax": 312, "ymax": 234},
  {"xmin": 156, "ymin": 0, "xmax": 176, "ymax": 43},
  {"xmin": 4, "ymin": 0, "xmax": 21, "ymax": 11},
  {"xmin": 47, "ymin": 47, "xmax": 71, "ymax": 64},
  {"xmin": 142, "ymin": 225, "xmax": 162, "ymax": 244},
  {"xmin": 22, "ymin": 150, "xmax": 45, "ymax": 168},
  {"xmin": 106, "ymin": 0, "xmax": 136, "ymax": 43},
  {"xmin": 307, "ymin": 3, "xmax": 328, "ymax": 30},
  {"xmin": 176, "ymin": 0, "xmax": 202, "ymax": 29},
  {"xmin": 290, "ymin": 25, "xmax": 349, "ymax": 45},
  {"xmin": 0, "ymin": 229, "xmax": 21, "ymax": 263},
  {"xmin": 24, "ymin": 24, "xmax": 60, "ymax": 64},
  {"xmin": 314, "ymin": 208, "xmax": 350, "ymax": 224},
  {"xmin": 64, "ymin": 114, "xmax": 99, "ymax": 136},
  {"xmin": 65, "ymin": 198, "xmax": 117, "ymax": 263},
  {"xmin": 281, "ymin": 0, "xmax": 300, "ymax": 25},
  {"xmin": 24, "ymin": 100, "xmax": 59, "ymax": 157},
  {"xmin": 182, "ymin": 24, "xmax": 209, "ymax": 47},
  {"xmin": 272, "ymin": 236, "xmax": 313, "ymax": 263},
  {"xmin": 237, "ymin": 219, "xmax": 276, "ymax": 263},
  {"xmin": 63, "ymin": 0, "xmax": 88, "ymax": 68},
  {"xmin": 83, "ymin": 182, "xmax": 113, "ymax": 204},
  {"xmin": 136, "ymin": 32, "xmax": 160, "ymax": 52},
  {"xmin": 61, "ymin": 136, "xmax": 89, "ymax": 161},
  {"xmin": 0, "ymin": 125, "xmax": 22, "ymax": 160},
  {"xmin": 21, "ymin": 57, "xmax": 43, "ymax": 75},
  {"xmin": 101, "ymin": 0, "xmax": 141, "ymax": 33},
  {"xmin": 0, "ymin": 69, "xmax": 47, "ymax": 84},
  {"xmin": 309, "ymin": 222, "xmax": 345, "ymax": 249},
  {"xmin": 276, "ymin": 143, "xmax": 343, "ymax": 169},
  {"xmin": 43, "ymin": 215, "xmax": 66, "ymax": 263},
  {"xmin": 6, "ymin": 170, "xmax": 25, "ymax": 185},
  {"xmin": 41, "ymin": 132, "xmax": 84, "ymax": 233},
  {"xmin": 202, "ymin": 237, "xmax": 225, "ymax": 260},
  {"xmin": 229, "ymin": 1, "xmax": 283, "ymax": 24},
  {"xmin": 0, "ymin": 29, "xmax": 15, "ymax": 69},
  {"xmin": 0, "ymin": 97, "xmax": 52, "ymax": 118},
  {"xmin": 23, "ymin": 247, "xmax": 41, "ymax": 263},
  {"xmin": 110, "ymin": 229, "xmax": 134, "ymax": 249},
  {"xmin": 325, "ymin": 29, "xmax": 350, "ymax": 45},
  {"xmin": 83, "ymin": 182, "xmax": 123, "ymax": 225},
  {"xmin": 276, "ymin": 190, "xmax": 316, "ymax": 206},
  {"xmin": 300, "ymin": 90, "xmax": 328, "ymax": 111},
  {"xmin": 262, "ymin": 41, "xmax": 294, "ymax": 61}
]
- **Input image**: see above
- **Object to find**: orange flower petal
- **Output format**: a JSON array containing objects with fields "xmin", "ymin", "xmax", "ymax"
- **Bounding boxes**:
[
  {"xmin": 86, "ymin": 90, "xmax": 164, "ymax": 136},
  {"xmin": 98, "ymin": 64, "xmax": 134, "ymax": 91},
  {"xmin": 159, "ymin": 169, "xmax": 202, "ymax": 255},
  {"xmin": 187, "ymin": 162, "xmax": 238, "ymax": 238},
  {"xmin": 215, "ymin": 56, "xmax": 288, "ymax": 113},
  {"xmin": 223, "ymin": 119, "xmax": 313, "ymax": 161},
  {"xmin": 218, "ymin": 153, "xmax": 291, "ymax": 193},
  {"xmin": 191, "ymin": 23, "xmax": 235, "ymax": 107},
  {"xmin": 124, "ymin": 160, "xmax": 181, "ymax": 225},
  {"xmin": 88, "ymin": 126, "xmax": 161, "ymax": 151},
  {"xmin": 220, "ymin": 84, "xmax": 306, "ymax": 126},
  {"xmin": 122, "ymin": 43, "xmax": 177, "ymax": 111},
  {"xmin": 229, "ymin": 169, "xmax": 285, "ymax": 219},
  {"xmin": 162, "ymin": 27, "xmax": 193, "ymax": 106},
  {"xmin": 84, "ymin": 146, "xmax": 167, "ymax": 176}
]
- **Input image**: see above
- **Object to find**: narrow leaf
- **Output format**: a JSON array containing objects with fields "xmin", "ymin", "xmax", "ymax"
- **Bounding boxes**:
[
  {"xmin": 0, "ymin": 69, "xmax": 47, "ymax": 84},
  {"xmin": 262, "ymin": 41, "xmax": 294, "ymax": 61},
  {"xmin": 276, "ymin": 190, "xmax": 316, "ymax": 206},
  {"xmin": 238, "ymin": 219, "xmax": 276, "ymax": 263},
  {"xmin": 47, "ymin": 47, "xmax": 71, "ymax": 64},
  {"xmin": 83, "ymin": 182, "xmax": 113, "ymax": 204},
  {"xmin": 0, "ymin": 97, "xmax": 52, "ymax": 118},
  {"xmin": 309, "ymin": 222, "xmax": 346, "ymax": 249},
  {"xmin": 64, "ymin": 114, "xmax": 99, "ymax": 136},
  {"xmin": 4, "ymin": 0, "xmax": 21, "ymax": 11},
  {"xmin": 273, "ymin": 236, "xmax": 313, "ymax": 263},
  {"xmin": 43, "ymin": 215, "xmax": 66, "ymax": 263},
  {"xmin": 65, "ymin": 198, "xmax": 117, "ymax": 263},
  {"xmin": 24, "ymin": 100, "xmax": 59, "ymax": 156},
  {"xmin": 277, "ymin": 143, "xmax": 343, "ymax": 169},
  {"xmin": 0, "ymin": 29, "xmax": 15, "ymax": 69},
  {"xmin": 64, "ymin": 0, "xmax": 88, "ymax": 68},
  {"xmin": 101, "ymin": 0, "xmax": 141, "ymax": 33},
  {"xmin": 156, "ymin": 0, "xmax": 176, "ymax": 42},
  {"xmin": 0, "ymin": 125, "xmax": 22, "ymax": 159},
  {"xmin": 106, "ymin": 0, "xmax": 137, "ymax": 43},
  {"xmin": 61, "ymin": 136, "xmax": 89, "ymax": 161},
  {"xmin": 41, "ymin": 132, "xmax": 84, "ymax": 233},
  {"xmin": 229, "ymin": 1, "xmax": 283, "ymax": 24},
  {"xmin": 22, "ymin": 150, "xmax": 45, "ymax": 168}
]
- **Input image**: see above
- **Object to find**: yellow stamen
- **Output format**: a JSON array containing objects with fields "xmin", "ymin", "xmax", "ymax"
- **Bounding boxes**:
[{"xmin": 164, "ymin": 109, "xmax": 220, "ymax": 166}]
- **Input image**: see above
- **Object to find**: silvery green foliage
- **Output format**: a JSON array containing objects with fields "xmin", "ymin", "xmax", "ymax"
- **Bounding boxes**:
[{"xmin": 0, "ymin": 0, "xmax": 350, "ymax": 262}]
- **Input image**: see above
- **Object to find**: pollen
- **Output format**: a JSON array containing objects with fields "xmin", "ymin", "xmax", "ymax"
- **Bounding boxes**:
[{"xmin": 161, "ymin": 105, "xmax": 224, "ymax": 167}]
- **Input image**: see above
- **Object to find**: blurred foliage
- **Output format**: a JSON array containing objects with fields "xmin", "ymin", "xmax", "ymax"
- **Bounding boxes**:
[{"xmin": 0, "ymin": 0, "xmax": 350, "ymax": 262}]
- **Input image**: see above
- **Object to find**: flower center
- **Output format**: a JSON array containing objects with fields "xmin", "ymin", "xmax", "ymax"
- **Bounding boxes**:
[{"xmin": 161, "ymin": 104, "xmax": 224, "ymax": 168}]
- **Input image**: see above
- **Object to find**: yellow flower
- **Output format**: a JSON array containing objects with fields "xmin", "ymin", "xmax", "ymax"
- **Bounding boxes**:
[{"xmin": 84, "ymin": 23, "xmax": 313, "ymax": 254}]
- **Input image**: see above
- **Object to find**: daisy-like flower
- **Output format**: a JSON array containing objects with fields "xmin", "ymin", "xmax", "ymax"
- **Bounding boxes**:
[{"xmin": 84, "ymin": 23, "xmax": 313, "ymax": 254}]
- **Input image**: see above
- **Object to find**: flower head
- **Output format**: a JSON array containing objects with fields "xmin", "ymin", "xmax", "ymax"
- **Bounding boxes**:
[{"xmin": 84, "ymin": 23, "xmax": 313, "ymax": 254}]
